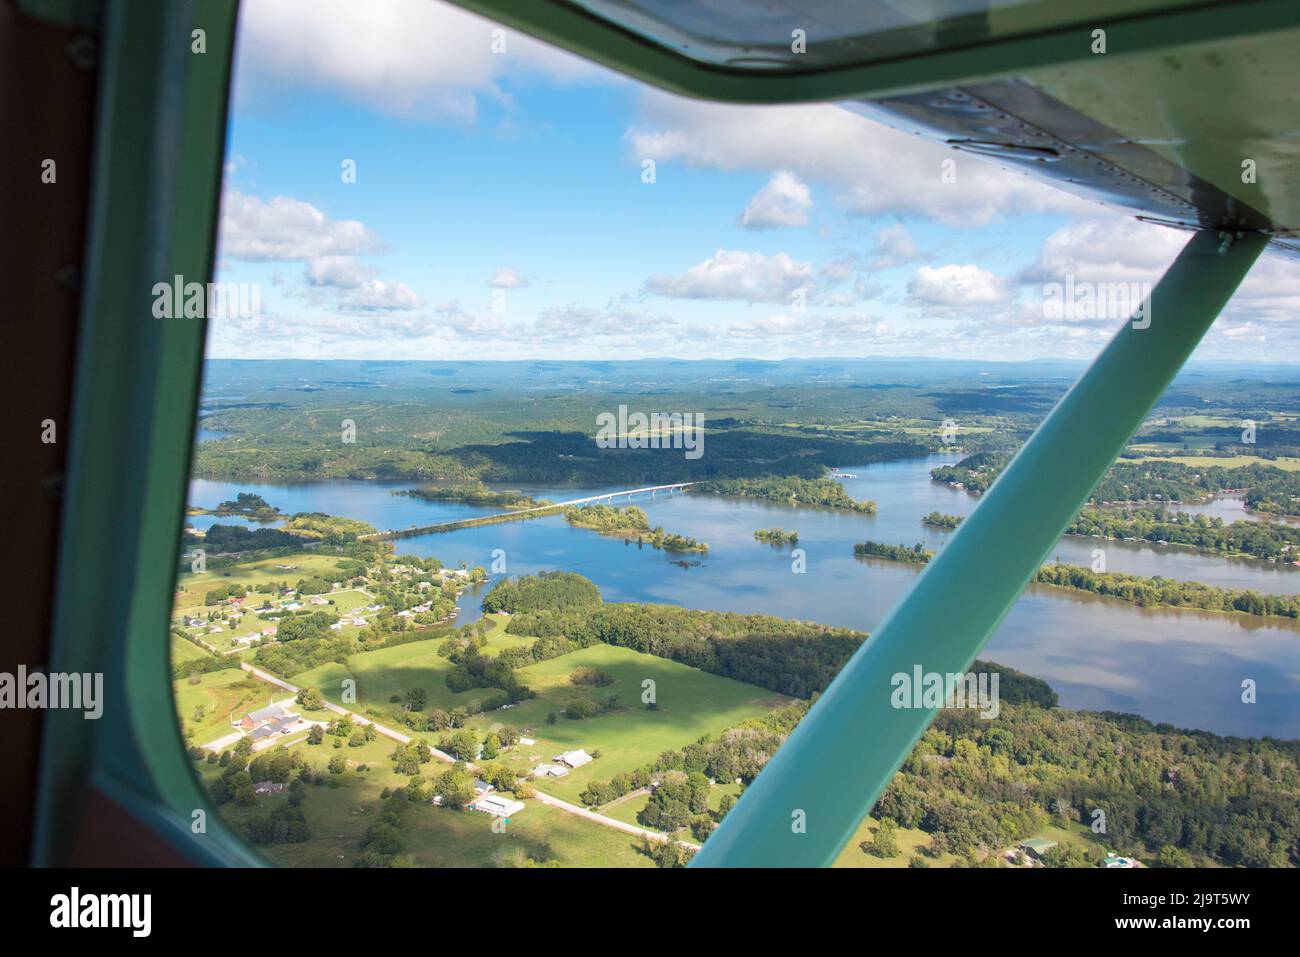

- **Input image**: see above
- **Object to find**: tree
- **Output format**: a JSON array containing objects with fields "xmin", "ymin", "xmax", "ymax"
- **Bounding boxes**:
[
  {"xmin": 869, "ymin": 819, "xmax": 899, "ymax": 859},
  {"xmin": 296, "ymin": 687, "xmax": 324, "ymax": 710},
  {"xmin": 444, "ymin": 730, "xmax": 479, "ymax": 762},
  {"xmin": 404, "ymin": 687, "xmax": 428, "ymax": 712},
  {"xmin": 328, "ymin": 754, "xmax": 346, "ymax": 775},
  {"xmin": 433, "ymin": 767, "xmax": 476, "ymax": 808},
  {"xmin": 307, "ymin": 725, "xmax": 324, "ymax": 745},
  {"xmin": 1158, "ymin": 845, "xmax": 1191, "ymax": 868},
  {"xmin": 481, "ymin": 733, "xmax": 500, "ymax": 760}
]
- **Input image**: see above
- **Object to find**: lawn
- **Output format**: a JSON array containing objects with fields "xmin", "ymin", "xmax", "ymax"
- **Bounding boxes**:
[
  {"xmin": 198, "ymin": 735, "xmax": 652, "ymax": 867},
  {"xmin": 470, "ymin": 644, "xmax": 789, "ymax": 803}
]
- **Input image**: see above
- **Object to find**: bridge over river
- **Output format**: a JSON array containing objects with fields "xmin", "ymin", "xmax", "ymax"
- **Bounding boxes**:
[{"xmin": 361, "ymin": 482, "xmax": 697, "ymax": 541}]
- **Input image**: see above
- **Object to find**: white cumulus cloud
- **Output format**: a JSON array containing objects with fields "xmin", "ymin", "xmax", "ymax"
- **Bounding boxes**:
[{"xmin": 740, "ymin": 171, "xmax": 812, "ymax": 229}]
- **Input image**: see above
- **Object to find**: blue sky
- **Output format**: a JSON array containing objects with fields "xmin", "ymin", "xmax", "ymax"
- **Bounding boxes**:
[{"xmin": 208, "ymin": 0, "xmax": 1299, "ymax": 363}]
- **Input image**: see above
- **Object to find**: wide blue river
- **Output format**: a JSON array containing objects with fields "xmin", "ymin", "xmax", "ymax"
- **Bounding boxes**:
[{"xmin": 189, "ymin": 455, "xmax": 1300, "ymax": 738}]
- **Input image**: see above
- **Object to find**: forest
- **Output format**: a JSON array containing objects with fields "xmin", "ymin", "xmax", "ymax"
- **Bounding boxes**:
[
  {"xmin": 1066, "ymin": 506, "xmax": 1300, "ymax": 562},
  {"xmin": 1034, "ymin": 562, "xmax": 1300, "ymax": 619},
  {"xmin": 854, "ymin": 541, "xmax": 934, "ymax": 564},
  {"xmin": 695, "ymin": 475, "xmax": 876, "ymax": 512},
  {"xmin": 564, "ymin": 504, "xmax": 707, "ymax": 552},
  {"xmin": 935, "ymin": 452, "xmax": 1300, "ymax": 518}
]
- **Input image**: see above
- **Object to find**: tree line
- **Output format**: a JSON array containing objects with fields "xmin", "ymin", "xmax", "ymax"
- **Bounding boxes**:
[{"xmin": 1034, "ymin": 562, "xmax": 1300, "ymax": 619}]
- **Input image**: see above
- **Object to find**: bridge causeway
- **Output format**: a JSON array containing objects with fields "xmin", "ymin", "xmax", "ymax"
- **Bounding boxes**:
[{"xmin": 362, "ymin": 482, "xmax": 697, "ymax": 541}]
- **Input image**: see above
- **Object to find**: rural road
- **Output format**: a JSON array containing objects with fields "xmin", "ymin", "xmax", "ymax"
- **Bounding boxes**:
[{"xmin": 532, "ymin": 789, "xmax": 699, "ymax": 849}]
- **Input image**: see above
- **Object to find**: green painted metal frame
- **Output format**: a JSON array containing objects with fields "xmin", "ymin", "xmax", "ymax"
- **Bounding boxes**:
[
  {"xmin": 691, "ymin": 228, "xmax": 1267, "ymax": 867},
  {"xmin": 32, "ymin": 0, "xmax": 263, "ymax": 866},
  {"xmin": 27, "ymin": 0, "xmax": 1274, "ymax": 869},
  {"xmin": 447, "ymin": 0, "xmax": 1300, "ymax": 104}
]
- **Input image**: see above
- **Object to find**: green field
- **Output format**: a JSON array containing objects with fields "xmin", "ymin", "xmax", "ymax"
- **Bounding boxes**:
[
  {"xmin": 170, "ymin": 636, "xmax": 212, "ymax": 665},
  {"xmin": 291, "ymin": 614, "xmax": 533, "ymax": 721},
  {"xmin": 199, "ymin": 735, "xmax": 652, "ymax": 867},
  {"xmin": 471, "ymin": 644, "xmax": 789, "ymax": 802},
  {"xmin": 1131, "ymin": 454, "xmax": 1300, "ymax": 472},
  {"xmin": 174, "ymin": 668, "xmax": 278, "ymax": 745}
]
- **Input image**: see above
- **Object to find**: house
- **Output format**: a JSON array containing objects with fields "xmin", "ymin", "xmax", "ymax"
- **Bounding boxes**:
[
  {"xmin": 185, "ymin": 617, "xmax": 203, "ymax": 628},
  {"xmin": 261, "ymin": 625, "xmax": 278, "ymax": 637},
  {"xmin": 1017, "ymin": 838, "xmax": 1058, "ymax": 860},
  {"xmin": 473, "ymin": 778, "xmax": 494, "ymax": 795},
  {"xmin": 240, "ymin": 703, "xmax": 287, "ymax": 731},
  {"xmin": 519, "ymin": 737, "xmax": 536, "ymax": 746},
  {"xmin": 556, "ymin": 749, "xmax": 593, "ymax": 769},
  {"xmin": 470, "ymin": 794, "xmax": 524, "ymax": 817},
  {"xmin": 329, "ymin": 622, "xmax": 343, "ymax": 631},
  {"xmin": 253, "ymin": 781, "xmax": 287, "ymax": 795},
  {"xmin": 531, "ymin": 764, "xmax": 568, "ymax": 778},
  {"xmin": 248, "ymin": 713, "xmax": 304, "ymax": 741}
]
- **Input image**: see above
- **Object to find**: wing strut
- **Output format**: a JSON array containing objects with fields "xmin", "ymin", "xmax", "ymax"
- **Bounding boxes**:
[{"xmin": 692, "ymin": 228, "xmax": 1267, "ymax": 868}]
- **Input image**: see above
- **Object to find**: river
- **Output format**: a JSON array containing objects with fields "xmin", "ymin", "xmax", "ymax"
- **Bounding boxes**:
[{"xmin": 188, "ymin": 454, "xmax": 1300, "ymax": 738}]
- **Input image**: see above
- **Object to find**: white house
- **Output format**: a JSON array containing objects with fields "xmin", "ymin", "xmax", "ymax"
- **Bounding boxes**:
[
  {"xmin": 531, "ymin": 763, "xmax": 568, "ymax": 778},
  {"xmin": 470, "ymin": 794, "xmax": 524, "ymax": 817}
]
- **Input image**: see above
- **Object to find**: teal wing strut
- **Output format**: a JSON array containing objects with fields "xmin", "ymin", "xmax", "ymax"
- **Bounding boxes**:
[{"xmin": 691, "ymin": 228, "xmax": 1267, "ymax": 867}]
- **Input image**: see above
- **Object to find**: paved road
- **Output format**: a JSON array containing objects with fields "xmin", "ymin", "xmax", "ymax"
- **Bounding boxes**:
[{"xmin": 234, "ymin": 662, "xmax": 691, "ymax": 847}]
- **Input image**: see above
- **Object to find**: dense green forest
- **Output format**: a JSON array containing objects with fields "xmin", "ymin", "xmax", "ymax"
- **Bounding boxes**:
[
  {"xmin": 399, "ymin": 484, "xmax": 548, "ymax": 508},
  {"xmin": 1067, "ymin": 506, "xmax": 1300, "ymax": 562},
  {"xmin": 935, "ymin": 453, "xmax": 1300, "ymax": 517},
  {"xmin": 695, "ymin": 476, "xmax": 876, "ymax": 512},
  {"xmin": 854, "ymin": 541, "xmax": 934, "ymax": 564},
  {"xmin": 185, "ymin": 525, "xmax": 309, "ymax": 554},
  {"xmin": 1034, "ymin": 563, "xmax": 1300, "ymax": 619},
  {"xmin": 754, "ymin": 528, "xmax": 799, "ymax": 546},
  {"xmin": 922, "ymin": 512, "xmax": 964, "ymax": 530},
  {"xmin": 564, "ymin": 504, "xmax": 707, "ymax": 552},
  {"xmin": 480, "ymin": 571, "xmax": 603, "ymax": 616}
]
